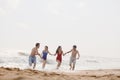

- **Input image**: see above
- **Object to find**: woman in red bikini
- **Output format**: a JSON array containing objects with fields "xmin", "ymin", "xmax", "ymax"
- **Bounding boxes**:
[{"xmin": 54, "ymin": 46, "xmax": 63, "ymax": 69}]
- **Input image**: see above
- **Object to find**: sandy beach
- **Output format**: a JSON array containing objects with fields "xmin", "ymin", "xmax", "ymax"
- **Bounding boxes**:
[{"xmin": 0, "ymin": 67, "xmax": 120, "ymax": 80}]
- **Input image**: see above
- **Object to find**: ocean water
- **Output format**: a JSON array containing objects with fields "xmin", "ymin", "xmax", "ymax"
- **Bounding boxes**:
[{"xmin": 0, "ymin": 49, "xmax": 120, "ymax": 71}]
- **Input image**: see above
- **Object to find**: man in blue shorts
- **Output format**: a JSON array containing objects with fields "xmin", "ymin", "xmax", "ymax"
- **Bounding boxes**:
[{"xmin": 29, "ymin": 43, "xmax": 41, "ymax": 69}]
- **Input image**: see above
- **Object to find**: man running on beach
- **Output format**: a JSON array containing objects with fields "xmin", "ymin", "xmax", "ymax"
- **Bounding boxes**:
[
  {"xmin": 29, "ymin": 43, "xmax": 41, "ymax": 69},
  {"xmin": 64, "ymin": 45, "xmax": 80, "ymax": 70}
]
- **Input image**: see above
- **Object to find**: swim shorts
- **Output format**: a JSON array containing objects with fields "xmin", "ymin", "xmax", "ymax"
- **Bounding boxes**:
[
  {"xmin": 69, "ymin": 56, "xmax": 76, "ymax": 65},
  {"xmin": 29, "ymin": 55, "xmax": 36, "ymax": 65}
]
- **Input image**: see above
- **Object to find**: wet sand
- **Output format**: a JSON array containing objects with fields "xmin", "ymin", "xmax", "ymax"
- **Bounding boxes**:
[{"xmin": 0, "ymin": 67, "xmax": 120, "ymax": 80}]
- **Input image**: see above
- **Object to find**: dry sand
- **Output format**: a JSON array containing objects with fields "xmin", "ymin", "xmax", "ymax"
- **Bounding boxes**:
[{"xmin": 0, "ymin": 67, "xmax": 120, "ymax": 80}]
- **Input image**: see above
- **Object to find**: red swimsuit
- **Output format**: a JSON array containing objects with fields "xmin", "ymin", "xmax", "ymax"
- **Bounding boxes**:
[{"xmin": 56, "ymin": 53, "xmax": 62, "ymax": 62}]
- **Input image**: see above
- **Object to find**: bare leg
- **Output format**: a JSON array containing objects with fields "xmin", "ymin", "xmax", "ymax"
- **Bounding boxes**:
[
  {"xmin": 29, "ymin": 64, "xmax": 32, "ymax": 69},
  {"xmin": 56, "ymin": 60, "xmax": 61, "ymax": 69},
  {"xmin": 29, "ymin": 58, "xmax": 32, "ymax": 67},
  {"xmin": 33, "ymin": 63, "xmax": 36, "ymax": 69},
  {"xmin": 42, "ymin": 60, "xmax": 46, "ymax": 69},
  {"xmin": 72, "ymin": 63, "xmax": 76, "ymax": 70},
  {"xmin": 69, "ymin": 64, "xmax": 72, "ymax": 70},
  {"xmin": 29, "ymin": 63, "xmax": 32, "ymax": 67},
  {"xmin": 58, "ymin": 62, "xmax": 61, "ymax": 68}
]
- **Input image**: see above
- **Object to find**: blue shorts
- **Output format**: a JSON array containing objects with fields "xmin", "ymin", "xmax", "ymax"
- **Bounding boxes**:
[{"xmin": 29, "ymin": 56, "xmax": 36, "ymax": 65}]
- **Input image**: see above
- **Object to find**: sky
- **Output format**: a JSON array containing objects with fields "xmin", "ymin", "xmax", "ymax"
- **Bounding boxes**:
[{"xmin": 0, "ymin": 0, "xmax": 120, "ymax": 58}]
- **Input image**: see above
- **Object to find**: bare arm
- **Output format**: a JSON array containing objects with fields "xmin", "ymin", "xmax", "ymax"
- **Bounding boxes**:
[
  {"xmin": 36, "ymin": 50, "xmax": 42, "ymax": 58},
  {"xmin": 64, "ymin": 50, "xmax": 72, "ymax": 55},
  {"xmin": 35, "ymin": 49, "xmax": 39, "ymax": 55},
  {"xmin": 48, "ymin": 51, "xmax": 53, "ymax": 55},
  {"xmin": 62, "ymin": 52, "xmax": 64, "ymax": 56},
  {"xmin": 54, "ymin": 53, "xmax": 57, "ymax": 56},
  {"xmin": 77, "ymin": 51, "xmax": 80, "ymax": 59}
]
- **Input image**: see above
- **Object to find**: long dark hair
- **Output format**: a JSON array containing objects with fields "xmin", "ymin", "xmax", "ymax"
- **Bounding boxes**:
[{"xmin": 56, "ymin": 46, "xmax": 61, "ymax": 53}]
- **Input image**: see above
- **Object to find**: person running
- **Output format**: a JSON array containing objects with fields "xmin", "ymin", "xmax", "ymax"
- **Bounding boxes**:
[
  {"xmin": 64, "ymin": 45, "xmax": 80, "ymax": 70},
  {"xmin": 54, "ymin": 46, "xmax": 64, "ymax": 69},
  {"xmin": 29, "ymin": 43, "xmax": 41, "ymax": 69},
  {"xmin": 42, "ymin": 46, "xmax": 53, "ymax": 69}
]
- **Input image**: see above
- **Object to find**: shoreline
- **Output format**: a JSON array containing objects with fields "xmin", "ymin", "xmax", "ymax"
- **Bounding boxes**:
[{"xmin": 0, "ymin": 67, "xmax": 120, "ymax": 80}]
